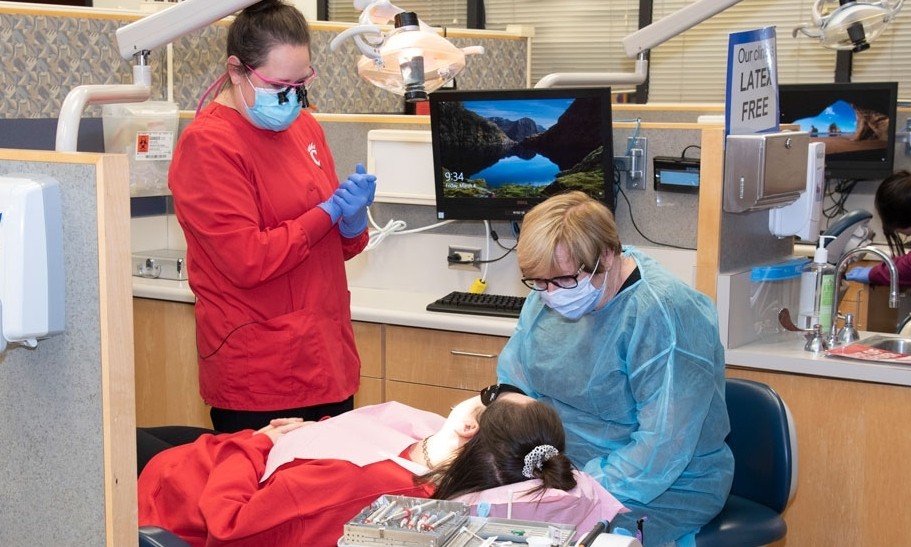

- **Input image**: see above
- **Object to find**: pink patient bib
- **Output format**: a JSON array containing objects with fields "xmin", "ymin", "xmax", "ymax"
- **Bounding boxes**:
[{"xmin": 261, "ymin": 401, "xmax": 444, "ymax": 481}]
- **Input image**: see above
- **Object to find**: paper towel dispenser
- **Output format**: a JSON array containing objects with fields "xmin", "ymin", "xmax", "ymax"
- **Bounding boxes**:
[
  {"xmin": 723, "ymin": 131, "xmax": 810, "ymax": 213},
  {"xmin": 0, "ymin": 174, "xmax": 65, "ymax": 351}
]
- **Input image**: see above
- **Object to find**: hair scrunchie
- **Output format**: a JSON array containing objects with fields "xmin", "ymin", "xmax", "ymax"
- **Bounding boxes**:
[{"xmin": 522, "ymin": 444, "xmax": 559, "ymax": 479}]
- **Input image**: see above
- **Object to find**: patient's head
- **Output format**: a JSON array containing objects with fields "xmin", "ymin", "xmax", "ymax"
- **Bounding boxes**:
[{"xmin": 424, "ymin": 385, "xmax": 576, "ymax": 499}]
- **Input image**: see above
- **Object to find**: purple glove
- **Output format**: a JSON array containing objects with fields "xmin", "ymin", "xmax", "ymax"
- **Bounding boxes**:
[{"xmin": 845, "ymin": 266, "xmax": 873, "ymax": 283}]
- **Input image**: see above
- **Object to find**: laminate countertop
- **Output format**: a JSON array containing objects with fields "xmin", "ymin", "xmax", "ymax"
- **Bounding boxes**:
[{"xmin": 132, "ymin": 277, "xmax": 911, "ymax": 387}]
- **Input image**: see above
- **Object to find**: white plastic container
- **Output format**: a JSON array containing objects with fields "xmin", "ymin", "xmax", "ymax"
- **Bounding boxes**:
[{"xmin": 103, "ymin": 101, "xmax": 179, "ymax": 196}]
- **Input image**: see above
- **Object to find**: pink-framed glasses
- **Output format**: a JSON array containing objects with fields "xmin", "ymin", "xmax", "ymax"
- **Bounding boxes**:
[{"xmin": 244, "ymin": 63, "xmax": 318, "ymax": 107}]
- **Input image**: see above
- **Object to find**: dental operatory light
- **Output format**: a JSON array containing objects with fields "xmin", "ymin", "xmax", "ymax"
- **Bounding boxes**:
[
  {"xmin": 329, "ymin": 0, "xmax": 484, "ymax": 101},
  {"xmin": 793, "ymin": 0, "xmax": 905, "ymax": 52}
]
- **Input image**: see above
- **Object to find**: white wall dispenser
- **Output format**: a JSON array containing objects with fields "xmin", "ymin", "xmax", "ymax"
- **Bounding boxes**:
[
  {"xmin": 0, "ymin": 175, "xmax": 65, "ymax": 351},
  {"xmin": 769, "ymin": 141, "xmax": 826, "ymax": 240}
]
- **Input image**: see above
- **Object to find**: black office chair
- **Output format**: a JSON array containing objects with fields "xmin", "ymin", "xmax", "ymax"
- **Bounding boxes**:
[
  {"xmin": 695, "ymin": 378, "xmax": 798, "ymax": 547},
  {"xmin": 139, "ymin": 526, "xmax": 190, "ymax": 547}
]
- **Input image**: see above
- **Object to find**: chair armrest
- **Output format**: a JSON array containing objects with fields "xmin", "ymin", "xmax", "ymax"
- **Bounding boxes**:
[{"xmin": 139, "ymin": 525, "xmax": 191, "ymax": 547}]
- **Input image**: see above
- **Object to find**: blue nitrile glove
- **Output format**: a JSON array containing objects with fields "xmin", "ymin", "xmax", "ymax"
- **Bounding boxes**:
[
  {"xmin": 338, "ymin": 163, "xmax": 377, "ymax": 237},
  {"xmin": 317, "ymin": 194, "xmax": 342, "ymax": 224},
  {"xmin": 846, "ymin": 266, "xmax": 873, "ymax": 283}
]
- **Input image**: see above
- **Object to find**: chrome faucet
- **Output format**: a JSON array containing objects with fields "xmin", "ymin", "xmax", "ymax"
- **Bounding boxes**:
[{"xmin": 828, "ymin": 245, "xmax": 901, "ymax": 347}]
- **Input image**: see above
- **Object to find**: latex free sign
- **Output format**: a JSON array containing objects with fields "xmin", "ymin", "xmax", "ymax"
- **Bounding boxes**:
[{"xmin": 725, "ymin": 26, "xmax": 779, "ymax": 136}]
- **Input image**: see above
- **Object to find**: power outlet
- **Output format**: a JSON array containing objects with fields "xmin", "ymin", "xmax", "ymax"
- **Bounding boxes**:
[{"xmin": 448, "ymin": 245, "xmax": 481, "ymax": 271}]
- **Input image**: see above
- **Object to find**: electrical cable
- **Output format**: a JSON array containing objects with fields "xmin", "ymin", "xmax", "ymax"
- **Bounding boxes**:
[
  {"xmin": 822, "ymin": 178, "xmax": 859, "ymax": 222},
  {"xmin": 364, "ymin": 207, "xmax": 455, "ymax": 251},
  {"xmin": 680, "ymin": 144, "xmax": 701, "ymax": 158},
  {"xmin": 480, "ymin": 220, "xmax": 491, "ymax": 283},
  {"xmin": 614, "ymin": 168, "xmax": 695, "ymax": 251}
]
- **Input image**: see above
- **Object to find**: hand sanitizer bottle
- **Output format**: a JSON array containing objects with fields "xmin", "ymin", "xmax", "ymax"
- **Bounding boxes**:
[{"xmin": 798, "ymin": 236, "xmax": 837, "ymax": 332}]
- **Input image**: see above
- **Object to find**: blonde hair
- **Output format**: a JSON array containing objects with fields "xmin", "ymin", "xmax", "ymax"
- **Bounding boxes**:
[{"xmin": 518, "ymin": 191, "xmax": 622, "ymax": 277}]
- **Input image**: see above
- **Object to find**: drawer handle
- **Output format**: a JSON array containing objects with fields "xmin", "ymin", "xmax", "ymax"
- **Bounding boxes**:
[{"xmin": 450, "ymin": 350, "xmax": 498, "ymax": 359}]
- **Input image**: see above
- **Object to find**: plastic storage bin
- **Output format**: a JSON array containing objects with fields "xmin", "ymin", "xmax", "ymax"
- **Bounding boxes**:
[
  {"xmin": 750, "ymin": 257, "xmax": 808, "ymax": 341},
  {"xmin": 103, "ymin": 101, "xmax": 179, "ymax": 197}
]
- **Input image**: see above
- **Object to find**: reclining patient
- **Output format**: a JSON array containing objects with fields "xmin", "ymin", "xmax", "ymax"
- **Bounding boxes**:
[{"xmin": 138, "ymin": 384, "xmax": 625, "ymax": 546}]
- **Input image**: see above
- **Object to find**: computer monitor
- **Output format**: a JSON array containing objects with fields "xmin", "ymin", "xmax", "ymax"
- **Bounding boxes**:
[
  {"xmin": 778, "ymin": 81, "xmax": 898, "ymax": 181},
  {"xmin": 429, "ymin": 87, "xmax": 615, "ymax": 221}
]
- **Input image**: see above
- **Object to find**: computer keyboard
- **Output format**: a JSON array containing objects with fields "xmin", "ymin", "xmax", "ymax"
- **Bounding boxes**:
[{"xmin": 426, "ymin": 291, "xmax": 526, "ymax": 319}]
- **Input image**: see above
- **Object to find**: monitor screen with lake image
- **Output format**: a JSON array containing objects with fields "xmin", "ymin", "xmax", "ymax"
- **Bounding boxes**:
[
  {"xmin": 429, "ymin": 87, "xmax": 614, "ymax": 221},
  {"xmin": 778, "ymin": 82, "xmax": 898, "ymax": 181}
]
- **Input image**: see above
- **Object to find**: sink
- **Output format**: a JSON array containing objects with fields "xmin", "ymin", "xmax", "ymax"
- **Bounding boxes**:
[
  {"xmin": 826, "ymin": 335, "xmax": 911, "ymax": 364},
  {"xmin": 858, "ymin": 336, "xmax": 911, "ymax": 354}
]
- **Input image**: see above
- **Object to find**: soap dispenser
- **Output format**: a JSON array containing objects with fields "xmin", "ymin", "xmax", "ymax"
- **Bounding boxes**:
[{"xmin": 797, "ymin": 235, "xmax": 836, "ymax": 332}]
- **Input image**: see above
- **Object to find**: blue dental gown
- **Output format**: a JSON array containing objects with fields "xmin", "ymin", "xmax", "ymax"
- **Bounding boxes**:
[{"xmin": 497, "ymin": 246, "xmax": 734, "ymax": 546}]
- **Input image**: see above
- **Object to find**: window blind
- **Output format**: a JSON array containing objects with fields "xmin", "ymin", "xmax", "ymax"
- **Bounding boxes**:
[{"xmin": 327, "ymin": 0, "xmax": 910, "ymax": 102}]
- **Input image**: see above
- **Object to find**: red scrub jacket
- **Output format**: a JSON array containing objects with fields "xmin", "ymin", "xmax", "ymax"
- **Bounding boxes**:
[
  {"xmin": 169, "ymin": 103, "xmax": 368, "ymax": 410},
  {"xmin": 138, "ymin": 430, "xmax": 433, "ymax": 547}
]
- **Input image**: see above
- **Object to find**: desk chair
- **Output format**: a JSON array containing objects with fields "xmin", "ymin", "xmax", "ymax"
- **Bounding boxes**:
[
  {"xmin": 139, "ymin": 526, "xmax": 190, "ymax": 547},
  {"xmin": 695, "ymin": 378, "xmax": 798, "ymax": 547}
]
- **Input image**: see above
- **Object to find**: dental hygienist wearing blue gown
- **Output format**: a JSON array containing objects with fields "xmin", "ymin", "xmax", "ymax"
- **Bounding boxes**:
[{"xmin": 497, "ymin": 191, "xmax": 734, "ymax": 547}]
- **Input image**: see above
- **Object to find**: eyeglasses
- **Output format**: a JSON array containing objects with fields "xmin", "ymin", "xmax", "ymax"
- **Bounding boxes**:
[
  {"xmin": 244, "ymin": 63, "xmax": 318, "ymax": 107},
  {"xmin": 480, "ymin": 383, "xmax": 527, "ymax": 406},
  {"xmin": 521, "ymin": 263, "xmax": 587, "ymax": 291}
]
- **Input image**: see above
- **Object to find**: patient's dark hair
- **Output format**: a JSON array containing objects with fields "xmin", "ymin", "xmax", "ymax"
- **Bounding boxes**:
[
  {"xmin": 422, "ymin": 398, "xmax": 576, "ymax": 500},
  {"xmin": 875, "ymin": 169, "xmax": 911, "ymax": 256}
]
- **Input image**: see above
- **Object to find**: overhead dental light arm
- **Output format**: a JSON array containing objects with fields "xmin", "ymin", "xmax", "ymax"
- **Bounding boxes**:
[
  {"xmin": 536, "ymin": 0, "xmax": 746, "ymax": 88},
  {"xmin": 56, "ymin": 0, "xmax": 259, "ymax": 152}
]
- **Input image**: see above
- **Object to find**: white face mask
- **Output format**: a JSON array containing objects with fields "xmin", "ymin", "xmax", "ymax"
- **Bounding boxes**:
[{"xmin": 540, "ymin": 259, "xmax": 607, "ymax": 320}]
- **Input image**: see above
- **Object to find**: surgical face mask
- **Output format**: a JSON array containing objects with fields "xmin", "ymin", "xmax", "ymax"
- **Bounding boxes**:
[
  {"xmin": 540, "ymin": 262, "xmax": 607, "ymax": 321},
  {"xmin": 241, "ymin": 74, "xmax": 302, "ymax": 131}
]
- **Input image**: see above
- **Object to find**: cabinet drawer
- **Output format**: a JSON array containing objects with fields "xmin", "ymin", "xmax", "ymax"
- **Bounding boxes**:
[
  {"xmin": 385, "ymin": 325, "xmax": 505, "ymax": 390},
  {"xmin": 386, "ymin": 381, "xmax": 478, "ymax": 417},
  {"xmin": 355, "ymin": 376, "xmax": 384, "ymax": 408},
  {"xmin": 353, "ymin": 321, "xmax": 383, "ymax": 378}
]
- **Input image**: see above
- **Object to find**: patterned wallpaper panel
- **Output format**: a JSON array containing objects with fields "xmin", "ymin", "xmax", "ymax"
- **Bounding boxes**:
[{"xmin": 0, "ymin": 10, "xmax": 527, "ymax": 118}]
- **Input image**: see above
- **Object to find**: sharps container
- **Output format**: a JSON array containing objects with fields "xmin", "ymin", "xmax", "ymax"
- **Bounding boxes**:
[
  {"xmin": 750, "ymin": 257, "xmax": 807, "ymax": 341},
  {"xmin": 103, "ymin": 101, "xmax": 179, "ymax": 197}
]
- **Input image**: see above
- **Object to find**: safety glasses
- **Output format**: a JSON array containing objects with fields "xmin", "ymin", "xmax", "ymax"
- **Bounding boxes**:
[
  {"xmin": 245, "ymin": 63, "xmax": 318, "ymax": 107},
  {"xmin": 480, "ymin": 383, "xmax": 527, "ymax": 406}
]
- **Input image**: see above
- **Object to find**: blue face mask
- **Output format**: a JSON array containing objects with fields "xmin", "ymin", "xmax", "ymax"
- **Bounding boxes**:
[
  {"xmin": 540, "ymin": 260, "xmax": 607, "ymax": 321},
  {"xmin": 242, "ymin": 74, "xmax": 301, "ymax": 131}
]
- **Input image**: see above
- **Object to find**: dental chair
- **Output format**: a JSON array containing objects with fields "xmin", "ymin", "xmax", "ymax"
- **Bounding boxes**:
[
  {"xmin": 695, "ymin": 378, "xmax": 798, "ymax": 547},
  {"xmin": 139, "ymin": 526, "xmax": 190, "ymax": 547}
]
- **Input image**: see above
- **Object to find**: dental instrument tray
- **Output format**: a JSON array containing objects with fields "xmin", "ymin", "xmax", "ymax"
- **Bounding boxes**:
[
  {"xmin": 341, "ymin": 495, "xmax": 577, "ymax": 547},
  {"xmin": 342, "ymin": 495, "xmax": 469, "ymax": 547}
]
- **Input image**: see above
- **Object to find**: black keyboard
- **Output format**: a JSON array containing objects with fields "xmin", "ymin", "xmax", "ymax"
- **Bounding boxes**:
[{"xmin": 426, "ymin": 291, "xmax": 526, "ymax": 319}]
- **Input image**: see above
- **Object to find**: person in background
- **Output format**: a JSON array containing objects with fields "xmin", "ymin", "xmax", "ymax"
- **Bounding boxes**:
[
  {"xmin": 845, "ymin": 170, "xmax": 911, "ymax": 287},
  {"xmin": 497, "ymin": 191, "xmax": 734, "ymax": 547},
  {"xmin": 168, "ymin": 0, "xmax": 375, "ymax": 432},
  {"xmin": 137, "ymin": 387, "xmax": 607, "ymax": 547}
]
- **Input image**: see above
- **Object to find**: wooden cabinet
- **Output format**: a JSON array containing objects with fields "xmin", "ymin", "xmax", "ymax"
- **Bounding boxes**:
[
  {"xmin": 384, "ymin": 325, "xmax": 506, "ymax": 416},
  {"xmin": 839, "ymin": 261, "xmax": 899, "ymax": 332},
  {"xmin": 353, "ymin": 321, "xmax": 384, "ymax": 408},
  {"xmin": 133, "ymin": 309, "xmax": 505, "ymax": 426},
  {"xmin": 726, "ymin": 367, "xmax": 911, "ymax": 546},
  {"xmin": 133, "ymin": 297, "xmax": 210, "ymax": 428}
]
